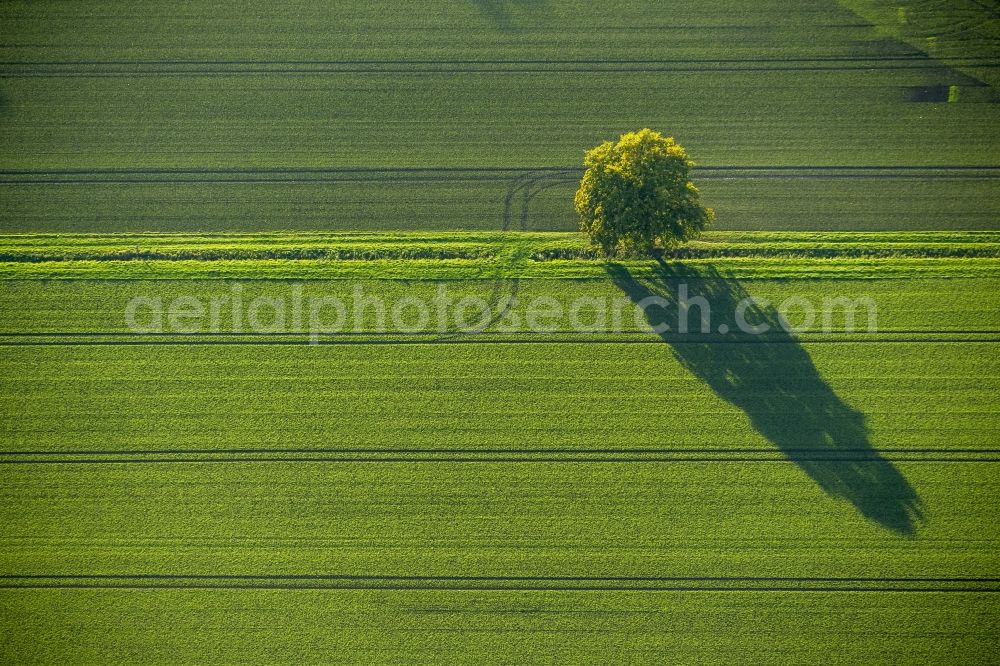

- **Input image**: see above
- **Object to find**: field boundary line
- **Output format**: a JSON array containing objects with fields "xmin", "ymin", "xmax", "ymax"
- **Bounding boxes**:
[
  {"xmin": 3, "ymin": 166, "xmax": 999, "ymax": 185},
  {"xmin": 1, "ymin": 335, "xmax": 997, "ymax": 346},
  {"xmin": 2, "ymin": 55, "xmax": 998, "ymax": 76},
  {"xmin": 2, "ymin": 448, "xmax": 999, "ymax": 465},
  {"xmin": 1, "ymin": 574, "xmax": 997, "ymax": 592}
]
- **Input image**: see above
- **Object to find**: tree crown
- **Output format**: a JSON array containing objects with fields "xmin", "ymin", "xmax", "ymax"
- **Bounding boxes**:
[{"xmin": 574, "ymin": 128, "xmax": 713, "ymax": 257}]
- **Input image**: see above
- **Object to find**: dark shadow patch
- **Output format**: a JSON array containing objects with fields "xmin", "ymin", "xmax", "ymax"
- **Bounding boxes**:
[
  {"xmin": 608, "ymin": 261, "xmax": 923, "ymax": 535},
  {"xmin": 904, "ymin": 63, "xmax": 1000, "ymax": 102},
  {"xmin": 472, "ymin": 0, "xmax": 548, "ymax": 30},
  {"xmin": 907, "ymin": 84, "xmax": 952, "ymax": 102},
  {"xmin": 851, "ymin": 37, "xmax": 925, "ymax": 57}
]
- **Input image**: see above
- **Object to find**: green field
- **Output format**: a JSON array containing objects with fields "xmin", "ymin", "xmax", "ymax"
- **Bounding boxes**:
[
  {"xmin": 2, "ymin": 1, "xmax": 999, "ymax": 663},
  {"xmin": 2, "ymin": 1, "xmax": 1000, "ymax": 233},
  {"xmin": 1, "ymin": 234, "xmax": 999, "ymax": 662}
]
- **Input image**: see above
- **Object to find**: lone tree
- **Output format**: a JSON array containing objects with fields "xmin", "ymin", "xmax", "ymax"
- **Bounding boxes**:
[{"xmin": 574, "ymin": 129, "xmax": 713, "ymax": 257}]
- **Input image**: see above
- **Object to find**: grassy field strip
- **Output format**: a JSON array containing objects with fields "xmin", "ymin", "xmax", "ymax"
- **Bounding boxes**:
[
  {"xmin": 0, "ymin": 459, "xmax": 995, "ymax": 575},
  {"xmin": 3, "ymin": 257, "xmax": 998, "ymax": 279},
  {"xmin": 0, "ymin": 343, "xmax": 995, "ymax": 454},
  {"xmin": 2, "ymin": 589, "xmax": 995, "ymax": 664},
  {"xmin": 1, "ymin": 231, "xmax": 998, "ymax": 260},
  {"xmin": 1, "ymin": 277, "xmax": 996, "ymax": 334},
  {"xmin": 0, "ymin": 231, "xmax": 996, "ymax": 279},
  {"xmin": 2, "ymin": 230, "xmax": 1000, "ymax": 279}
]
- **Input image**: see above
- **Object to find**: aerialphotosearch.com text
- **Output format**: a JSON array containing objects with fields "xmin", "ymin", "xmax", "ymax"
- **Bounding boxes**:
[{"xmin": 125, "ymin": 283, "xmax": 877, "ymax": 343}]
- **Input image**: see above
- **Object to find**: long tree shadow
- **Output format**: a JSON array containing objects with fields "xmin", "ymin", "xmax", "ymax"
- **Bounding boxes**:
[{"xmin": 608, "ymin": 261, "xmax": 923, "ymax": 535}]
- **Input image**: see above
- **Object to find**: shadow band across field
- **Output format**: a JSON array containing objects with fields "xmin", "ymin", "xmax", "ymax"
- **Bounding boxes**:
[{"xmin": 608, "ymin": 261, "xmax": 923, "ymax": 535}]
